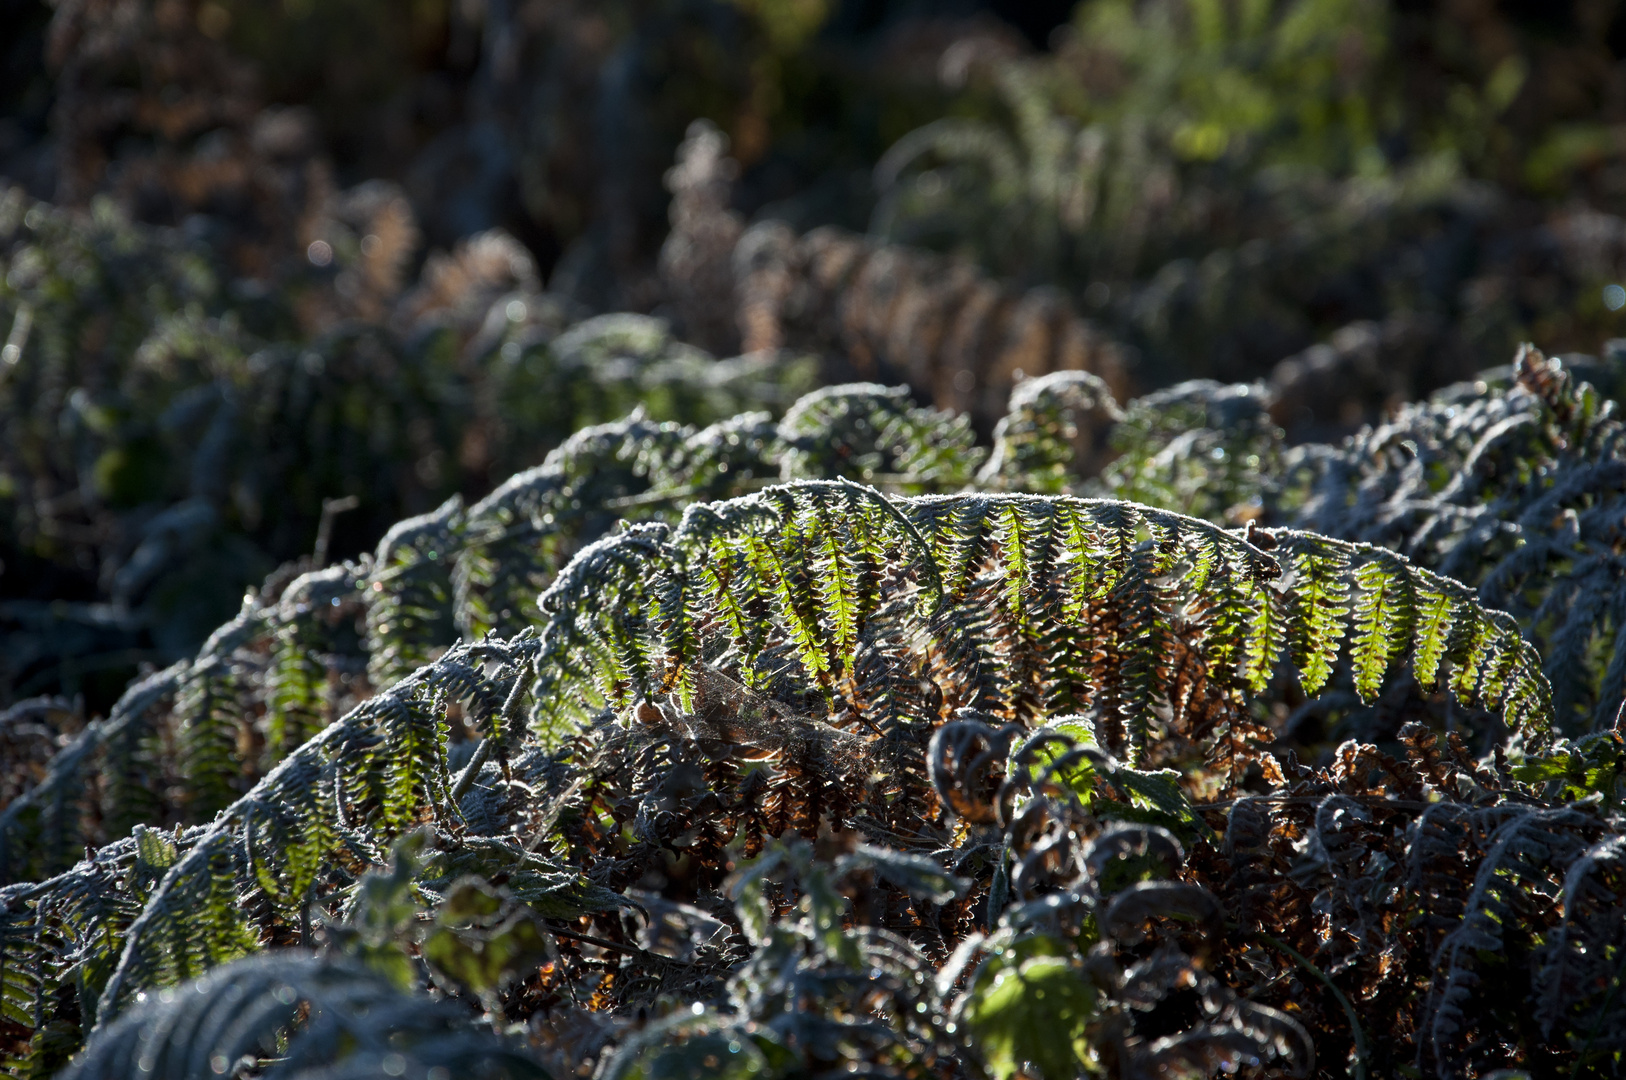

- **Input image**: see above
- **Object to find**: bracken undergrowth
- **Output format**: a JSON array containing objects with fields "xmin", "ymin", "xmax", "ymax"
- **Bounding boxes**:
[{"xmin": 2, "ymin": 353, "xmax": 1624, "ymax": 1080}]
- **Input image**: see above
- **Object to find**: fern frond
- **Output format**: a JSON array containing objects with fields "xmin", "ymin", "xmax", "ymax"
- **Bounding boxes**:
[
  {"xmin": 775, "ymin": 383, "xmax": 986, "ymax": 491},
  {"xmin": 174, "ymin": 656, "xmax": 252, "ymax": 823},
  {"xmin": 94, "ymin": 636, "xmax": 550, "ymax": 1017},
  {"xmin": 66, "ymin": 952, "xmax": 546, "ymax": 1080},
  {"xmin": 454, "ymin": 412, "xmax": 690, "ymax": 640},
  {"xmin": 1282, "ymin": 540, "xmax": 1350, "ymax": 697},
  {"xmin": 979, "ymin": 370, "xmax": 1124, "ymax": 492},
  {"xmin": 366, "ymin": 495, "xmax": 464, "ymax": 686},
  {"xmin": 1421, "ymin": 806, "xmax": 1602, "ymax": 1078},
  {"xmin": 527, "ymin": 487, "xmax": 1551, "ymax": 767},
  {"xmin": 1293, "ymin": 347, "xmax": 1626, "ymax": 732},
  {"xmin": 0, "ymin": 663, "xmax": 186, "ymax": 884},
  {"xmin": 1532, "ymin": 833, "xmax": 1626, "ymax": 1061},
  {"xmin": 1347, "ymin": 551, "xmax": 1415, "ymax": 703}
]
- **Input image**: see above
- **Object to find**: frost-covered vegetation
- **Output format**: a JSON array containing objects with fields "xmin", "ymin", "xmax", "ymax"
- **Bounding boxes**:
[{"xmin": 5, "ymin": 1, "xmax": 1626, "ymax": 1078}]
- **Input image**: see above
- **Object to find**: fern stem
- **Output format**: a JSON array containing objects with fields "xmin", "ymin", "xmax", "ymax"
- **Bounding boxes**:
[
  {"xmin": 449, "ymin": 738, "xmax": 493, "ymax": 802},
  {"xmin": 1256, "ymin": 930, "xmax": 1369, "ymax": 1080}
]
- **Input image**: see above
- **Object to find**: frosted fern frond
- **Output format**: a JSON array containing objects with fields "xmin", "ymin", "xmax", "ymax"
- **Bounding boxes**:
[
  {"xmin": 1292, "ymin": 346, "xmax": 1626, "ymax": 731},
  {"xmin": 528, "ymin": 485, "xmax": 1552, "ymax": 758},
  {"xmin": 2, "ymin": 384, "xmax": 1016, "ymax": 885},
  {"xmin": 0, "ymin": 566, "xmax": 372, "ymax": 887},
  {"xmin": 366, "ymin": 495, "xmax": 463, "ymax": 687},
  {"xmin": 63, "ymin": 952, "xmax": 545, "ymax": 1080},
  {"xmin": 1531, "ymin": 834, "xmax": 1626, "ymax": 1066},
  {"xmin": 775, "ymin": 383, "xmax": 985, "ymax": 491},
  {"xmin": 0, "ymin": 366, "xmax": 1603, "ymax": 1075},
  {"xmin": 1420, "ymin": 805, "xmax": 1606, "ymax": 1079},
  {"xmin": 87, "ymin": 636, "xmax": 614, "ymax": 1017},
  {"xmin": 978, "ymin": 370, "xmax": 1124, "ymax": 492},
  {"xmin": 1100, "ymin": 379, "xmax": 1284, "ymax": 522},
  {"xmin": 642, "ymin": 410, "xmax": 780, "ymax": 502},
  {"xmin": 453, "ymin": 413, "xmax": 688, "ymax": 640}
]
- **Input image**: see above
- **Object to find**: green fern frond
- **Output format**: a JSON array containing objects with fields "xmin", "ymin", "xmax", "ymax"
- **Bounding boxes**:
[
  {"xmin": 94, "ymin": 636, "xmax": 545, "ymax": 1018},
  {"xmin": 776, "ymin": 383, "xmax": 985, "ymax": 491},
  {"xmin": 367, "ymin": 495, "xmax": 464, "ymax": 686},
  {"xmin": 174, "ymin": 656, "xmax": 252, "ymax": 822},
  {"xmin": 527, "ymin": 486, "xmax": 1551, "ymax": 764},
  {"xmin": 1284, "ymin": 542, "xmax": 1351, "ymax": 697},
  {"xmin": 1349, "ymin": 551, "xmax": 1414, "ymax": 702},
  {"xmin": 1294, "ymin": 348, "xmax": 1626, "ymax": 732},
  {"xmin": 980, "ymin": 370, "xmax": 1124, "ymax": 493}
]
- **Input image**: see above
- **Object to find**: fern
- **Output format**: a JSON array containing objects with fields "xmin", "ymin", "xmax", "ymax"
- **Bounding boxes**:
[
  {"xmin": 88, "ymin": 636, "xmax": 615, "ymax": 1017},
  {"xmin": 4, "ymin": 383, "xmax": 1021, "ymax": 884},
  {"xmin": 1533, "ymin": 834, "xmax": 1626, "ymax": 1066},
  {"xmin": 528, "ymin": 485, "xmax": 1549, "ymax": 761},
  {"xmin": 775, "ymin": 383, "xmax": 986, "ymax": 491},
  {"xmin": 0, "ymin": 478, "xmax": 1547, "ymax": 1061},
  {"xmin": 0, "ymin": 664, "xmax": 186, "ymax": 884},
  {"xmin": 18, "ymin": 14, "xmax": 1626, "ymax": 1076},
  {"xmin": 265, "ymin": 565, "xmax": 357, "ymax": 763},
  {"xmin": 3, "ymin": 371, "xmax": 1613, "ymax": 1078},
  {"xmin": 64, "ymin": 952, "xmax": 547, "ymax": 1080},
  {"xmin": 1293, "ymin": 347, "xmax": 1626, "ymax": 732},
  {"xmin": 453, "ymin": 413, "xmax": 688, "ymax": 641},
  {"xmin": 979, "ymin": 369, "xmax": 1124, "ymax": 493},
  {"xmin": 0, "ymin": 190, "xmax": 811, "ymax": 714},
  {"xmin": 1098, "ymin": 379, "xmax": 1284, "ymax": 524},
  {"xmin": 1421, "ymin": 806, "xmax": 1605, "ymax": 1077},
  {"xmin": 0, "ymin": 574, "xmax": 375, "ymax": 887},
  {"xmin": 366, "ymin": 496, "xmax": 463, "ymax": 687}
]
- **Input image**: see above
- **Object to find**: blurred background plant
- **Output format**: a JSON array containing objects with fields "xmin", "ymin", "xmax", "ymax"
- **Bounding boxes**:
[{"xmin": 869, "ymin": 0, "xmax": 1626, "ymax": 385}]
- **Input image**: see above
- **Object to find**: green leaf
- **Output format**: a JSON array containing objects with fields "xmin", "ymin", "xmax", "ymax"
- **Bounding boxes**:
[
  {"xmin": 1101, "ymin": 767, "xmax": 1215, "ymax": 843},
  {"xmin": 998, "ymin": 503, "xmax": 1029, "ymax": 617},
  {"xmin": 814, "ymin": 518, "xmax": 859, "ymax": 659},
  {"xmin": 1285, "ymin": 542, "xmax": 1349, "ymax": 697},
  {"xmin": 960, "ymin": 941, "xmax": 1099, "ymax": 1080},
  {"xmin": 1243, "ymin": 569, "xmax": 1286, "ymax": 694},
  {"xmin": 1011, "ymin": 720, "xmax": 1102, "ymax": 800},
  {"xmin": 1411, "ymin": 583, "xmax": 1455, "ymax": 691},
  {"xmin": 1509, "ymin": 754, "xmax": 1576, "ymax": 785},
  {"xmin": 132, "ymin": 825, "xmax": 177, "ymax": 875},
  {"xmin": 1349, "ymin": 554, "xmax": 1413, "ymax": 702},
  {"xmin": 423, "ymin": 913, "xmax": 552, "ymax": 996}
]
